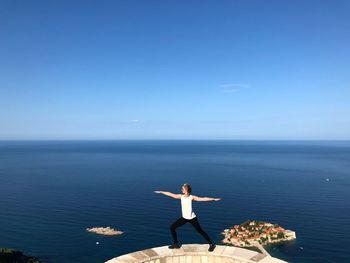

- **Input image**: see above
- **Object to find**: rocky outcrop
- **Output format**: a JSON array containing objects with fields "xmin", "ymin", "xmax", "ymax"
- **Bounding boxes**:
[{"xmin": 86, "ymin": 227, "xmax": 123, "ymax": 236}]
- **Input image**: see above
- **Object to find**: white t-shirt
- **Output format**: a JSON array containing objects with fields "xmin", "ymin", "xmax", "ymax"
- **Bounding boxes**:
[{"xmin": 181, "ymin": 194, "xmax": 196, "ymax": 219}]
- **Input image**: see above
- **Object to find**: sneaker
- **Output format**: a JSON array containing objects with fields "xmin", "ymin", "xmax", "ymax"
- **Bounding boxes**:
[
  {"xmin": 208, "ymin": 244, "xmax": 216, "ymax": 252},
  {"xmin": 168, "ymin": 243, "xmax": 181, "ymax": 249}
]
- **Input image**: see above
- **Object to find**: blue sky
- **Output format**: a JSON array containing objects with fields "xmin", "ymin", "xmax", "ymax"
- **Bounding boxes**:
[{"xmin": 0, "ymin": 0, "xmax": 349, "ymax": 140}]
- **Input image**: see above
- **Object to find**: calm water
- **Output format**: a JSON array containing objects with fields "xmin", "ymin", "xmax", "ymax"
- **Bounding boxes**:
[{"xmin": 0, "ymin": 141, "xmax": 349, "ymax": 263}]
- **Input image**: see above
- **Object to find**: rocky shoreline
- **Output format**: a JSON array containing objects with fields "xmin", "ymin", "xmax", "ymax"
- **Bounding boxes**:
[{"xmin": 0, "ymin": 248, "xmax": 41, "ymax": 263}]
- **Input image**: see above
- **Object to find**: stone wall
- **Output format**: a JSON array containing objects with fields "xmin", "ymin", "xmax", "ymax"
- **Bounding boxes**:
[{"xmin": 105, "ymin": 244, "xmax": 287, "ymax": 263}]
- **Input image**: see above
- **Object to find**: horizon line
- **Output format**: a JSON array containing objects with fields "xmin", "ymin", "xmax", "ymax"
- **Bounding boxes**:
[{"xmin": 1, "ymin": 139, "xmax": 350, "ymax": 142}]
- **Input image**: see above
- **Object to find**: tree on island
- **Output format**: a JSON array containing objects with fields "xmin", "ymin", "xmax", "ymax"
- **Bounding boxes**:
[
  {"xmin": 277, "ymin": 232, "xmax": 285, "ymax": 239},
  {"xmin": 260, "ymin": 237, "xmax": 268, "ymax": 243}
]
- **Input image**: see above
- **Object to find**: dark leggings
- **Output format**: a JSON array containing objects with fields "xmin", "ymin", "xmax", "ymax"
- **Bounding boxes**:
[{"xmin": 170, "ymin": 217, "xmax": 212, "ymax": 244}]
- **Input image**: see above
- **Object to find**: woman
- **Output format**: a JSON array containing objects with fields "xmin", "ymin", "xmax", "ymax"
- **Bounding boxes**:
[{"xmin": 154, "ymin": 183, "xmax": 221, "ymax": 252}]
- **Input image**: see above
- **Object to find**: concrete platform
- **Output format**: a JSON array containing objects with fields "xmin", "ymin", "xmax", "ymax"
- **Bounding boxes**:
[{"xmin": 105, "ymin": 244, "xmax": 287, "ymax": 263}]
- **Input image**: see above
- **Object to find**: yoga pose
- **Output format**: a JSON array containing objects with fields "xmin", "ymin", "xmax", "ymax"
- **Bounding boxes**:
[{"xmin": 154, "ymin": 183, "xmax": 221, "ymax": 252}]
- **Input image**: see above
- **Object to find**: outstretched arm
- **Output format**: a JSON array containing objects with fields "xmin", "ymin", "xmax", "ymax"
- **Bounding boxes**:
[
  {"xmin": 192, "ymin": 195, "xmax": 221, "ymax": 202},
  {"xmin": 154, "ymin": 191, "xmax": 181, "ymax": 199}
]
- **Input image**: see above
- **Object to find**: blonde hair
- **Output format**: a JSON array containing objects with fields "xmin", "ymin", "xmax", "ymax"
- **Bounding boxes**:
[{"xmin": 182, "ymin": 183, "xmax": 192, "ymax": 194}]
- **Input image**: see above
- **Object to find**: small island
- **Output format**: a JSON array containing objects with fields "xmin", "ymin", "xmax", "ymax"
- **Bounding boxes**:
[
  {"xmin": 86, "ymin": 227, "xmax": 123, "ymax": 236},
  {"xmin": 222, "ymin": 220, "xmax": 296, "ymax": 247}
]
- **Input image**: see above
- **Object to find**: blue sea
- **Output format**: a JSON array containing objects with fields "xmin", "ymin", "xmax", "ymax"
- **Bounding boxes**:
[{"xmin": 0, "ymin": 141, "xmax": 349, "ymax": 263}]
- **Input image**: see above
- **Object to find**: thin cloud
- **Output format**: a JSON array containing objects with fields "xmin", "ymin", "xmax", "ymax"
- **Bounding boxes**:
[
  {"xmin": 219, "ymin": 83, "xmax": 249, "ymax": 93},
  {"xmin": 103, "ymin": 119, "xmax": 144, "ymax": 126},
  {"xmin": 129, "ymin": 119, "xmax": 140, "ymax": 123}
]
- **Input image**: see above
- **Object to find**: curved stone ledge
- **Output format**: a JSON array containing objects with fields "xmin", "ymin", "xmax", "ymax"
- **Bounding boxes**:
[{"xmin": 105, "ymin": 244, "xmax": 287, "ymax": 263}]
